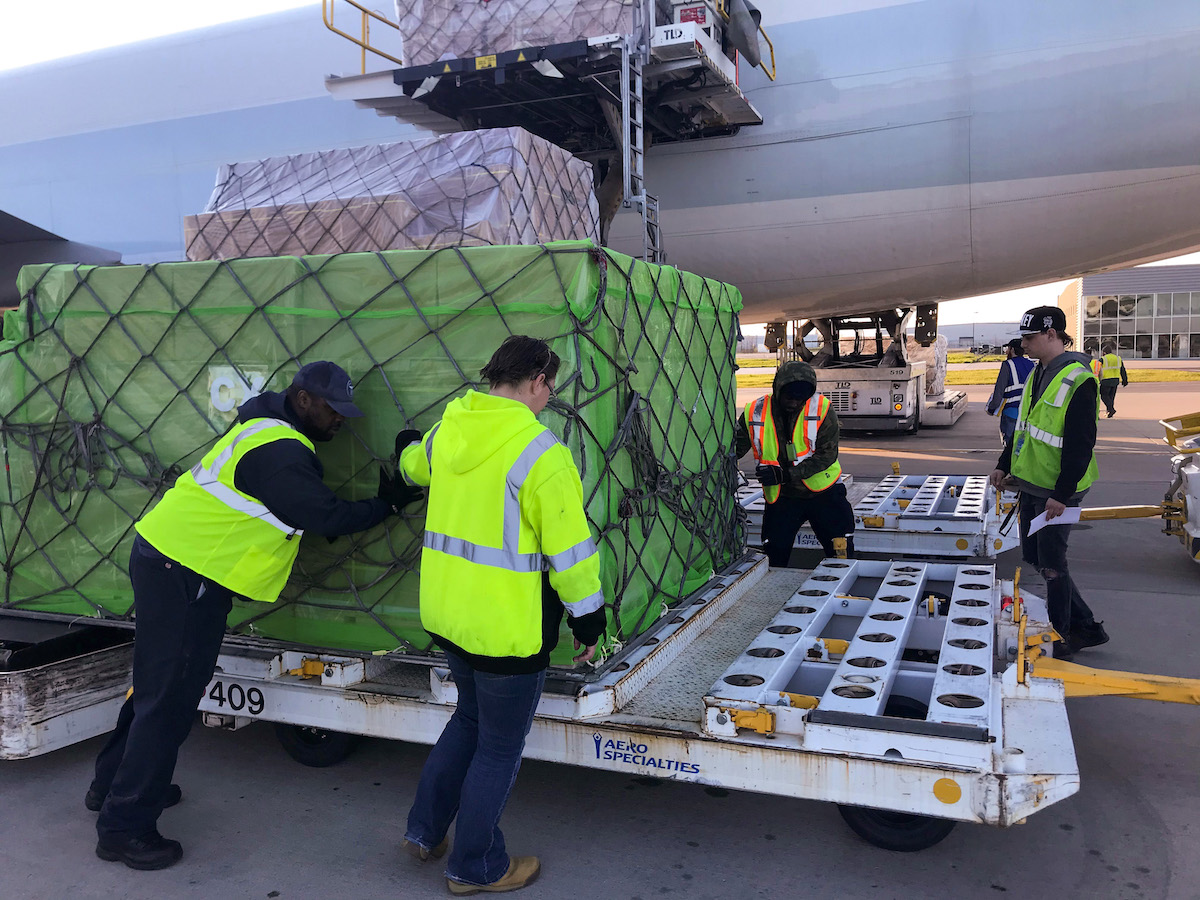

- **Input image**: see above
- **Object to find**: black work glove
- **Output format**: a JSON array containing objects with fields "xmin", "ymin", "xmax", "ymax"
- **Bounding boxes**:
[
  {"xmin": 377, "ymin": 466, "xmax": 423, "ymax": 513},
  {"xmin": 755, "ymin": 463, "xmax": 785, "ymax": 487},
  {"xmin": 395, "ymin": 429, "xmax": 421, "ymax": 459}
]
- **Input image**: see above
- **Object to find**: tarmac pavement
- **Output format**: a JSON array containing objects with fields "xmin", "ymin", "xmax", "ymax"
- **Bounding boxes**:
[{"xmin": 2, "ymin": 383, "xmax": 1198, "ymax": 900}]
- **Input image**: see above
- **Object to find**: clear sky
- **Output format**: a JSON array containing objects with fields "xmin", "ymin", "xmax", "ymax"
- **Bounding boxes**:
[
  {"xmin": 934, "ymin": 251, "xmax": 1200, "ymax": 327},
  {"xmin": 1, "ymin": 0, "xmax": 317, "ymax": 73}
]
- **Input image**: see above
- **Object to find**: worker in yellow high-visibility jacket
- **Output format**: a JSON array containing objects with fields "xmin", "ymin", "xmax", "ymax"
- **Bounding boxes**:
[
  {"xmin": 1097, "ymin": 341, "xmax": 1128, "ymax": 418},
  {"xmin": 736, "ymin": 360, "xmax": 855, "ymax": 565},
  {"xmin": 990, "ymin": 307, "xmax": 1109, "ymax": 660},
  {"xmin": 89, "ymin": 361, "xmax": 421, "ymax": 871},
  {"xmin": 398, "ymin": 335, "xmax": 606, "ymax": 896}
]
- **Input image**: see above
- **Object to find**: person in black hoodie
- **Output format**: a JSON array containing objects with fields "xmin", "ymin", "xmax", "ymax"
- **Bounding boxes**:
[
  {"xmin": 88, "ymin": 361, "xmax": 421, "ymax": 871},
  {"xmin": 736, "ymin": 360, "xmax": 855, "ymax": 565}
]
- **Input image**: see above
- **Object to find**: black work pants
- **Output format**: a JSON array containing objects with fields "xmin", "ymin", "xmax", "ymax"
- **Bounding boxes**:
[
  {"xmin": 1099, "ymin": 380, "xmax": 1119, "ymax": 415},
  {"xmin": 1017, "ymin": 493, "xmax": 1095, "ymax": 637},
  {"xmin": 93, "ymin": 534, "xmax": 234, "ymax": 838},
  {"xmin": 761, "ymin": 482, "xmax": 855, "ymax": 567}
]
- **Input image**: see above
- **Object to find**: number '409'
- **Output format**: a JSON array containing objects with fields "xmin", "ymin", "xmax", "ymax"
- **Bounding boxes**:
[{"xmin": 208, "ymin": 681, "xmax": 265, "ymax": 715}]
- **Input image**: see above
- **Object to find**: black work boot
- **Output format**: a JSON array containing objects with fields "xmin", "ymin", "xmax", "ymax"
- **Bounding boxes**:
[
  {"xmin": 86, "ymin": 783, "xmax": 181, "ymax": 812},
  {"xmin": 95, "ymin": 830, "xmax": 183, "ymax": 870},
  {"xmin": 1070, "ymin": 620, "xmax": 1110, "ymax": 652}
]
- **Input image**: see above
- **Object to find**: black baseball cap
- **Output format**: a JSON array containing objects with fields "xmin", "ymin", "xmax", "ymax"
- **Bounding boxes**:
[
  {"xmin": 1016, "ymin": 305, "xmax": 1067, "ymax": 336},
  {"xmin": 292, "ymin": 361, "xmax": 364, "ymax": 417}
]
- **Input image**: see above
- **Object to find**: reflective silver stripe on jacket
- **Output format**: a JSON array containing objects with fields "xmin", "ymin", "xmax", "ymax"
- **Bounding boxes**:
[
  {"xmin": 1048, "ymin": 367, "xmax": 1085, "ymax": 408},
  {"xmin": 190, "ymin": 418, "xmax": 302, "ymax": 536},
  {"xmin": 424, "ymin": 427, "xmax": 598, "ymax": 576},
  {"xmin": 401, "ymin": 423, "xmax": 440, "ymax": 487},
  {"xmin": 563, "ymin": 589, "xmax": 604, "ymax": 616},
  {"xmin": 795, "ymin": 395, "xmax": 824, "ymax": 462},
  {"xmin": 1024, "ymin": 424, "xmax": 1064, "ymax": 449},
  {"xmin": 1002, "ymin": 359, "xmax": 1027, "ymax": 401},
  {"xmin": 423, "ymin": 530, "xmax": 542, "ymax": 572}
]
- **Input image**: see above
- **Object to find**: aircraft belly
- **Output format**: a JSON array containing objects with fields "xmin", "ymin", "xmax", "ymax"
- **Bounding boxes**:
[{"xmin": 609, "ymin": 165, "xmax": 1200, "ymax": 321}]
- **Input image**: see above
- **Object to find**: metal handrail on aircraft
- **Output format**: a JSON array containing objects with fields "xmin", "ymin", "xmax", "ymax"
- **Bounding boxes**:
[
  {"xmin": 322, "ymin": 0, "xmax": 402, "ymax": 74},
  {"xmin": 716, "ymin": 0, "xmax": 777, "ymax": 82}
]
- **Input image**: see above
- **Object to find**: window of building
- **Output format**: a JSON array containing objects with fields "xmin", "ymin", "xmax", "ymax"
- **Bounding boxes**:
[
  {"xmin": 1174, "ymin": 293, "xmax": 1191, "ymax": 315},
  {"xmin": 1192, "ymin": 293, "xmax": 1200, "ymax": 316},
  {"xmin": 1100, "ymin": 295, "xmax": 1119, "ymax": 317},
  {"xmin": 1192, "ymin": 334, "xmax": 1200, "ymax": 358},
  {"xmin": 1118, "ymin": 316, "xmax": 1135, "ymax": 334},
  {"xmin": 1135, "ymin": 294, "xmax": 1154, "ymax": 317},
  {"xmin": 1117, "ymin": 295, "xmax": 1135, "ymax": 317},
  {"xmin": 1116, "ymin": 335, "xmax": 1134, "ymax": 354},
  {"xmin": 1155, "ymin": 293, "xmax": 1173, "ymax": 316},
  {"xmin": 1085, "ymin": 296, "xmax": 1101, "ymax": 319},
  {"xmin": 1134, "ymin": 334, "xmax": 1153, "ymax": 358}
]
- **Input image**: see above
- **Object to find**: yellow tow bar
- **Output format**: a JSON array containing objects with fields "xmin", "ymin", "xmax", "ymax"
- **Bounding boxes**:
[{"xmin": 1013, "ymin": 588, "xmax": 1200, "ymax": 704}]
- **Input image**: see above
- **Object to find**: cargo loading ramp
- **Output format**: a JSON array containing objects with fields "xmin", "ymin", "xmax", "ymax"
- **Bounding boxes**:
[
  {"xmin": 739, "ymin": 474, "xmax": 1021, "ymax": 558},
  {"xmin": 325, "ymin": 23, "xmax": 763, "ymax": 153}
]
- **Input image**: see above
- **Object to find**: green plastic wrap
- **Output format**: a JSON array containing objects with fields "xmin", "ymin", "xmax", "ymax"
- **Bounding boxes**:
[{"xmin": 0, "ymin": 242, "xmax": 743, "ymax": 665}]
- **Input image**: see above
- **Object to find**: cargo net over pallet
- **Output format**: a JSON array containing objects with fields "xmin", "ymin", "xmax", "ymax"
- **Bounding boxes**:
[{"xmin": 0, "ymin": 241, "xmax": 743, "ymax": 665}]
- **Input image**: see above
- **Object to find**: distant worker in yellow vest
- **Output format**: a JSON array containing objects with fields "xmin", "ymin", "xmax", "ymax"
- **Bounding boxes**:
[
  {"xmin": 989, "ymin": 307, "xmax": 1109, "ymax": 660},
  {"xmin": 398, "ymin": 336, "xmax": 606, "ymax": 896},
  {"xmin": 737, "ymin": 360, "xmax": 855, "ymax": 565},
  {"xmin": 1097, "ymin": 341, "xmax": 1128, "ymax": 418},
  {"xmin": 89, "ymin": 361, "xmax": 421, "ymax": 871}
]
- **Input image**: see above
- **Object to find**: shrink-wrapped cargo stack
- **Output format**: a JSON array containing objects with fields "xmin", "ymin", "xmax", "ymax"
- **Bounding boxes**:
[
  {"xmin": 395, "ymin": 0, "xmax": 671, "ymax": 68},
  {"xmin": 184, "ymin": 128, "xmax": 600, "ymax": 261}
]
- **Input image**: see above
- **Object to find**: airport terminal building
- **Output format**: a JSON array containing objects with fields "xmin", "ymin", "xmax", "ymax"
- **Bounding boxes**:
[{"xmin": 1058, "ymin": 264, "xmax": 1200, "ymax": 359}]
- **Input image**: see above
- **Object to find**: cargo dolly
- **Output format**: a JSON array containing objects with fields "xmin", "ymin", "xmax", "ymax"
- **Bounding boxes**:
[
  {"xmin": 739, "ymin": 473, "xmax": 1021, "ymax": 559},
  {"xmin": 7, "ymin": 550, "xmax": 1200, "ymax": 851}
]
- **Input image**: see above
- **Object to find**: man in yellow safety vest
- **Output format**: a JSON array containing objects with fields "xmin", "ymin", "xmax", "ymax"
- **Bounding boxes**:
[
  {"xmin": 89, "ymin": 361, "xmax": 421, "ymax": 870},
  {"xmin": 1097, "ymin": 341, "xmax": 1128, "ymax": 418},
  {"xmin": 989, "ymin": 307, "xmax": 1109, "ymax": 659},
  {"xmin": 736, "ymin": 360, "xmax": 855, "ymax": 565},
  {"xmin": 398, "ymin": 336, "xmax": 606, "ymax": 896}
]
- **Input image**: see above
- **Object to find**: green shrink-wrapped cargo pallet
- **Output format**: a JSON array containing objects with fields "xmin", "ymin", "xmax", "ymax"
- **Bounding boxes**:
[{"xmin": 0, "ymin": 241, "xmax": 743, "ymax": 666}]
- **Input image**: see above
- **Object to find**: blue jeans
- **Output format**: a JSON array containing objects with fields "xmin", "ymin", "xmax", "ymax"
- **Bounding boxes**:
[
  {"xmin": 1000, "ymin": 413, "xmax": 1017, "ymax": 445},
  {"xmin": 405, "ymin": 649, "xmax": 546, "ymax": 886}
]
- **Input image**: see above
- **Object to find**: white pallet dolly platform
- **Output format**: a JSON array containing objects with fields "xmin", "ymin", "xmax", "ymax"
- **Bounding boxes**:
[
  {"xmin": 739, "ymin": 474, "xmax": 1020, "ymax": 558},
  {"xmin": 190, "ymin": 553, "xmax": 1076, "ymax": 850}
]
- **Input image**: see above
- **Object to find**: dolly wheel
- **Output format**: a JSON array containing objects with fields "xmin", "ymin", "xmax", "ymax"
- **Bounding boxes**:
[
  {"xmin": 274, "ymin": 723, "xmax": 361, "ymax": 768},
  {"xmin": 836, "ymin": 804, "xmax": 957, "ymax": 852}
]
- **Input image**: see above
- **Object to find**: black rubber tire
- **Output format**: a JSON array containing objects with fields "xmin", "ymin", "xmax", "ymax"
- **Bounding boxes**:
[
  {"xmin": 835, "ymin": 692, "xmax": 956, "ymax": 851},
  {"xmin": 837, "ymin": 804, "xmax": 957, "ymax": 852},
  {"xmin": 274, "ymin": 723, "xmax": 361, "ymax": 768}
]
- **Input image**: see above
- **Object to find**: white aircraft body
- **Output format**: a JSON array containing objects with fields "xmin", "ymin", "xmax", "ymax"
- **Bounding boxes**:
[
  {"xmin": 2, "ymin": 1, "xmax": 1199, "ymax": 328},
  {"xmin": 603, "ymin": 0, "xmax": 1200, "ymax": 321}
]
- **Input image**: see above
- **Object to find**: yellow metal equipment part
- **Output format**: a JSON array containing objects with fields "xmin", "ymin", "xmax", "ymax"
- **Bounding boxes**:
[
  {"xmin": 1160, "ymin": 410, "xmax": 1200, "ymax": 453},
  {"xmin": 726, "ymin": 706, "xmax": 775, "ymax": 734},
  {"xmin": 778, "ymin": 691, "xmax": 819, "ymax": 709},
  {"xmin": 1033, "ymin": 657, "xmax": 1200, "ymax": 704},
  {"xmin": 831, "ymin": 536, "xmax": 848, "ymax": 558},
  {"xmin": 322, "ymin": 0, "xmax": 402, "ymax": 74},
  {"xmin": 289, "ymin": 658, "xmax": 327, "ymax": 679},
  {"xmin": 715, "ymin": 0, "xmax": 777, "ymax": 81},
  {"xmin": 1079, "ymin": 505, "xmax": 1167, "ymax": 521},
  {"xmin": 1013, "ymin": 589, "xmax": 1200, "ymax": 704}
]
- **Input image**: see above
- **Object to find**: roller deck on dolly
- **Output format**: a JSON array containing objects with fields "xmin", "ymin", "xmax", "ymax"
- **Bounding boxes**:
[{"xmin": 186, "ymin": 552, "xmax": 1073, "ymax": 851}]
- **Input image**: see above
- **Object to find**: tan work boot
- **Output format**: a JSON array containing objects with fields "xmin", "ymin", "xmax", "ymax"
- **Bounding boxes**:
[
  {"xmin": 446, "ymin": 856, "xmax": 541, "ymax": 895},
  {"xmin": 402, "ymin": 836, "xmax": 449, "ymax": 861}
]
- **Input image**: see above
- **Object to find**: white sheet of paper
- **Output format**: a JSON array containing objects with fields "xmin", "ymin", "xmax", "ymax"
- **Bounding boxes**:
[{"xmin": 1026, "ymin": 505, "xmax": 1082, "ymax": 535}]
